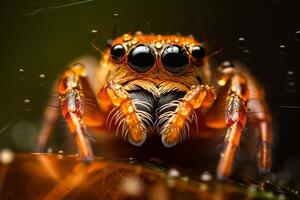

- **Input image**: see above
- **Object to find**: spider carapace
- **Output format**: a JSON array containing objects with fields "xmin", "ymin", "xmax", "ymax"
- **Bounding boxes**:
[{"xmin": 37, "ymin": 33, "xmax": 272, "ymax": 179}]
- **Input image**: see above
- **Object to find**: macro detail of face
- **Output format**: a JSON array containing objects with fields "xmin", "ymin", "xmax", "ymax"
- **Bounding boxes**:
[
  {"xmin": 105, "ymin": 34, "xmax": 208, "ymax": 94},
  {"xmin": 109, "ymin": 34, "xmax": 206, "ymax": 74},
  {"xmin": 103, "ymin": 34, "xmax": 208, "ymax": 147}
]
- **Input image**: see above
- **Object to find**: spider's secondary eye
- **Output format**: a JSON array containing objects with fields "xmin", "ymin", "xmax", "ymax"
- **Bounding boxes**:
[
  {"xmin": 110, "ymin": 44, "xmax": 125, "ymax": 60},
  {"xmin": 191, "ymin": 45, "xmax": 206, "ymax": 60},
  {"xmin": 128, "ymin": 45, "xmax": 156, "ymax": 73},
  {"xmin": 161, "ymin": 45, "xmax": 189, "ymax": 74}
]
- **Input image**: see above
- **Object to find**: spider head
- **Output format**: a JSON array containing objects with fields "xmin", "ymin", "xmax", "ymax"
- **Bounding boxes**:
[{"xmin": 109, "ymin": 33, "xmax": 206, "ymax": 76}]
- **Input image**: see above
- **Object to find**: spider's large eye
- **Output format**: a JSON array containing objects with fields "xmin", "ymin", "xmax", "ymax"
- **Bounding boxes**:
[
  {"xmin": 128, "ymin": 45, "xmax": 156, "ymax": 73},
  {"xmin": 110, "ymin": 44, "xmax": 125, "ymax": 60},
  {"xmin": 191, "ymin": 45, "xmax": 206, "ymax": 61},
  {"xmin": 161, "ymin": 45, "xmax": 189, "ymax": 74}
]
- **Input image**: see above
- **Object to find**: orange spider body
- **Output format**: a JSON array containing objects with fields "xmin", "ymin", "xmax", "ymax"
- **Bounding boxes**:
[{"xmin": 37, "ymin": 33, "xmax": 272, "ymax": 179}]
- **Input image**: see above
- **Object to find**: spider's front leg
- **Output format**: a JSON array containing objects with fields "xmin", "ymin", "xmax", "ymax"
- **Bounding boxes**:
[
  {"xmin": 104, "ymin": 82, "xmax": 147, "ymax": 146},
  {"xmin": 161, "ymin": 85, "xmax": 216, "ymax": 147}
]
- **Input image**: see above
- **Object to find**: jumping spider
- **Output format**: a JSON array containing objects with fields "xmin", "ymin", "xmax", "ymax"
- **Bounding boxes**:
[{"xmin": 37, "ymin": 33, "xmax": 272, "ymax": 179}]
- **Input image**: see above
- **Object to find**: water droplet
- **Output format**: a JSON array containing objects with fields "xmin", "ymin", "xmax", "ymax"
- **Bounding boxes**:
[
  {"xmin": 18, "ymin": 68, "xmax": 25, "ymax": 80},
  {"xmin": 39, "ymin": 73, "xmax": 46, "ymax": 78},
  {"xmin": 0, "ymin": 149, "xmax": 14, "ymax": 164},
  {"xmin": 23, "ymin": 99, "xmax": 32, "ymax": 111},
  {"xmin": 241, "ymin": 49, "xmax": 250, "ymax": 61},
  {"xmin": 38, "ymin": 73, "xmax": 46, "ymax": 86},
  {"xmin": 295, "ymin": 30, "xmax": 300, "ymax": 42},
  {"xmin": 167, "ymin": 168, "xmax": 180, "ymax": 177},
  {"xmin": 278, "ymin": 194, "xmax": 286, "ymax": 200},
  {"xmin": 199, "ymin": 183, "xmax": 208, "ymax": 191},
  {"xmin": 285, "ymin": 70, "xmax": 296, "ymax": 81},
  {"xmin": 285, "ymin": 81, "xmax": 297, "ymax": 93},
  {"xmin": 89, "ymin": 29, "xmax": 101, "ymax": 51},
  {"xmin": 278, "ymin": 44, "xmax": 286, "ymax": 55},
  {"xmin": 247, "ymin": 184, "xmax": 257, "ymax": 197},
  {"xmin": 112, "ymin": 13, "xmax": 120, "ymax": 38},
  {"xmin": 237, "ymin": 37, "xmax": 246, "ymax": 50},
  {"xmin": 134, "ymin": 31, "xmax": 143, "ymax": 36},
  {"xmin": 106, "ymin": 39, "xmax": 113, "ymax": 48},
  {"xmin": 120, "ymin": 176, "xmax": 143, "ymax": 197},
  {"xmin": 166, "ymin": 178, "xmax": 176, "ymax": 188},
  {"xmin": 220, "ymin": 61, "xmax": 234, "ymax": 69},
  {"xmin": 112, "ymin": 13, "xmax": 119, "ymax": 19},
  {"xmin": 58, "ymin": 150, "xmax": 65, "ymax": 154},
  {"xmin": 181, "ymin": 176, "xmax": 189, "ymax": 182},
  {"xmin": 265, "ymin": 191, "xmax": 275, "ymax": 198},
  {"xmin": 128, "ymin": 157, "xmax": 136, "ymax": 163},
  {"xmin": 90, "ymin": 29, "xmax": 99, "ymax": 36},
  {"xmin": 200, "ymin": 171, "xmax": 212, "ymax": 182},
  {"xmin": 57, "ymin": 150, "xmax": 65, "ymax": 159},
  {"xmin": 243, "ymin": 49, "xmax": 250, "ymax": 54}
]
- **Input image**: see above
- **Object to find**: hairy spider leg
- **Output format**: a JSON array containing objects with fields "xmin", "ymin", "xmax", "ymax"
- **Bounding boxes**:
[
  {"xmin": 205, "ymin": 61, "xmax": 272, "ymax": 179},
  {"xmin": 160, "ymin": 85, "xmax": 216, "ymax": 147},
  {"xmin": 105, "ymin": 82, "xmax": 147, "ymax": 146}
]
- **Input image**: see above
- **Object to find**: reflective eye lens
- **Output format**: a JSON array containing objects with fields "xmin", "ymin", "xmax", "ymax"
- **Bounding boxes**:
[
  {"xmin": 161, "ymin": 45, "xmax": 189, "ymax": 74},
  {"xmin": 191, "ymin": 45, "xmax": 206, "ymax": 60},
  {"xmin": 128, "ymin": 45, "xmax": 156, "ymax": 73},
  {"xmin": 110, "ymin": 44, "xmax": 125, "ymax": 60}
]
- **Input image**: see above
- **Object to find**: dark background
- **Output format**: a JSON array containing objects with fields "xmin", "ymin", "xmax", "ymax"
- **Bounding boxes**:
[{"xmin": 0, "ymin": 0, "xmax": 299, "ymax": 182}]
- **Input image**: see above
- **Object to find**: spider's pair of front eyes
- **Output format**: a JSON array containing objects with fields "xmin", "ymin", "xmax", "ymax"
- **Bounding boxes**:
[{"xmin": 110, "ymin": 44, "xmax": 205, "ymax": 74}]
